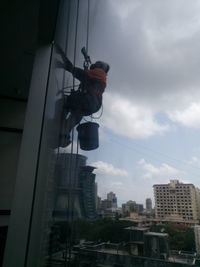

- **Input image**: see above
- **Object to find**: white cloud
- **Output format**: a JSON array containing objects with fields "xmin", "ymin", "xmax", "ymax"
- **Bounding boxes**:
[
  {"xmin": 92, "ymin": 160, "xmax": 128, "ymax": 177},
  {"xmin": 85, "ymin": 1, "xmax": 200, "ymax": 204},
  {"xmin": 111, "ymin": 181, "xmax": 123, "ymax": 187},
  {"xmin": 168, "ymin": 102, "xmax": 200, "ymax": 128},
  {"xmin": 91, "ymin": 0, "xmax": 200, "ymax": 113},
  {"xmin": 187, "ymin": 156, "xmax": 200, "ymax": 167},
  {"xmin": 101, "ymin": 93, "xmax": 168, "ymax": 139},
  {"xmin": 138, "ymin": 158, "xmax": 181, "ymax": 180},
  {"xmin": 111, "ymin": 0, "xmax": 140, "ymax": 21}
]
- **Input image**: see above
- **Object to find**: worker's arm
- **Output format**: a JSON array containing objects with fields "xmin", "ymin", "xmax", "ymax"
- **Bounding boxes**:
[
  {"xmin": 55, "ymin": 44, "xmax": 88, "ymax": 82},
  {"xmin": 72, "ymin": 67, "xmax": 89, "ymax": 83}
]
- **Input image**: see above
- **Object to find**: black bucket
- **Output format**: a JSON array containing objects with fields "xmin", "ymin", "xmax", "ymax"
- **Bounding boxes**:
[{"xmin": 77, "ymin": 122, "xmax": 99, "ymax": 151}]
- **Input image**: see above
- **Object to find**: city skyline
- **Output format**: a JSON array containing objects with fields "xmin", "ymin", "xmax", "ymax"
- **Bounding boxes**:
[{"xmin": 95, "ymin": 177, "xmax": 200, "ymax": 211}]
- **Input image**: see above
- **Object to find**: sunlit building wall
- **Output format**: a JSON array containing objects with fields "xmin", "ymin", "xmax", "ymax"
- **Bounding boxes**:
[
  {"xmin": 195, "ymin": 188, "xmax": 200, "ymax": 220},
  {"xmin": 154, "ymin": 180, "xmax": 198, "ymax": 221}
]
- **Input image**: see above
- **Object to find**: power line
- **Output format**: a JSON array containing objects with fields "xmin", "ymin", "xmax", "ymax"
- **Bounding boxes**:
[{"xmin": 104, "ymin": 131, "xmax": 200, "ymax": 180}]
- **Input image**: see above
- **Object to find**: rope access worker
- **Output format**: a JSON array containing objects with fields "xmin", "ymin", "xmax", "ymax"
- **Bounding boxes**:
[{"xmin": 56, "ymin": 45, "xmax": 110, "ymax": 147}]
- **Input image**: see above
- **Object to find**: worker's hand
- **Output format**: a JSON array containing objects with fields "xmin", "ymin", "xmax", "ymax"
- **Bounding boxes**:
[{"xmin": 55, "ymin": 43, "xmax": 73, "ymax": 72}]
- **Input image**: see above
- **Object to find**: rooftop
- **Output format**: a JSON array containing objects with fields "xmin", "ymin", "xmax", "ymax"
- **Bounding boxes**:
[
  {"xmin": 145, "ymin": 232, "xmax": 168, "ymax": 237},
  {"xmin": 124, "ymin": 226, "xmax": 149, "ymax": 231}
]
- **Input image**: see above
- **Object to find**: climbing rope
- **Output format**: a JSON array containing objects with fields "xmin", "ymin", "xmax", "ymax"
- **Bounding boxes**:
[
  {"xmin": 52, "ymin": 0, "xmax": 93, "ymax": 265},
  {"xmin": 68, "ymin": 2, "xmax": 93, "ymax": 261},
  {"xmin": 62, "ymin": 1, "xmax": 73, "ymax": 264},
  {"xmin": 62, "ymin": 0, "xmax": 71, "ymax": 96},
  {"xmin": 67, "ymin": 0, "xmax": 80, "ymax": 264},
  {"xmin": 56, "ymin": 0, "xmax": 71, "ymax": 158},
  {"xmin": 86, "ymin": 0, "xmax": 90, "ymax": 54}
]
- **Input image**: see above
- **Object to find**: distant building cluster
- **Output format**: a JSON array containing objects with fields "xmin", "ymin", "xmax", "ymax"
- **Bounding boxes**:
[
  {"xmin": 51, "ymin": 157, "xmax": 200, "ymax": 259},
  {"xmin": 53, "ymin": 160, "xmax": 200, "ymax": 256},
  {"xmin": 122, "ymin": 200, "xmax": 144, "ymax": 216},
  {"xmin": 117, "ymin": 179, "xmax": 200, "ymax": 257},
  {"xmin": 97, "ymin": 191, "xmax": 120, "ymax": 218}
]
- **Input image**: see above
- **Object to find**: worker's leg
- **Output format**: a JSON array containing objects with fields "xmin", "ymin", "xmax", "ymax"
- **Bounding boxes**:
[
  {"xmin": 59, "ymin": 91, "xmax": 100, "ymax": 147},
  {"xmin": 65, "ymin": 111, "xmax": 83, "ymax": 135},
  {"xmin": 65, "ymin": 90, "xmax": 82, "ymax": 111},
  {"xmin": 59, "ymin": 111, "xmax": 83, "ymax": 147},
  {"xmin": 58, "ymin": 91, "xmax": 82, "ymax": 147}
]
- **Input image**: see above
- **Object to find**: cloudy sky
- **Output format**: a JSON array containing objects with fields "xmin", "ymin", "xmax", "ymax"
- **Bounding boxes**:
[{"xmin": 75, "ymin": 0, "xmax": 200, "ymax": 206}]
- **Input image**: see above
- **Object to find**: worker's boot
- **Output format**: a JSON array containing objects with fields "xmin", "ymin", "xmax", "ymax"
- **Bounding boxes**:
[
  {"xmin": 59, "ymin": 114, "xmax": 71, "ymax": 147},
  {"xmin": 59, "ymin": 133, "xmax": 71, "ymax": 147}
]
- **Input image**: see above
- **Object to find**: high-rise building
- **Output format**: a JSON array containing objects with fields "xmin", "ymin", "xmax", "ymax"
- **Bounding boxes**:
[
  {"xmin": 53, "ymin": 153, "xmax": 97, "ymax": 221},
  {"xmin": 154, "ymin": 180, "xmax": 198, "ymax": 221},
  {"xmin": 146, "ymin": 198, "xmax": 152, "ymax": 213},
  {"xmin": 107, "ymin": 191, "xmax": 117, "ymax": 208},
  {"xmin": 195, "ymin": 187, "xmax": 200, "ymax": 220},
  {"xmin": 137, "ymin": 204, "xmax": 144, "ymax": 214},
  {"xmin": 53, "ymin": 153, "xmax": 87, "ymax": 220},
  {"xmin": 79, "ymin": 166, "xmax": 98, "ymax": 221}
]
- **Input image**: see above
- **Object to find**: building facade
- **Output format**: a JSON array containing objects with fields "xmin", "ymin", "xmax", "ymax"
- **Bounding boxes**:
[
  {"xmin": 146, "ymin": 198, "xmax": 152, "ymax": 213},
  {"xmin": 194, "ymin": 225, "xmax": 200, "ymax": 255},
  {"xmin": 154, "ymin": 180, "xmax": 198, "ymax": 221},
  {"xmin": 53, "ymin": 153, "xmax": 87, "ymax": 220},
  {"xmin": 107, "ymin": 191, "xmax": 117, "ymax": 208},
  {"xmin": 1, "ymin": 1, "xmax": 100, "ymax": 265},
  {"xmin": 52, "ymin": 153, "xmax": 97, "ymax": 222},
  {"xmin": 79, "ymin": 166, "xmax": 98, "ymax": 221}
]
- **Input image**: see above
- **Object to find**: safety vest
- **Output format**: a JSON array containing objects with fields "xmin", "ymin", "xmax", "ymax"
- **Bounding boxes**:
[{"xmin": 87, "ymin": 68, "xmax": 107, "ymax": 93}]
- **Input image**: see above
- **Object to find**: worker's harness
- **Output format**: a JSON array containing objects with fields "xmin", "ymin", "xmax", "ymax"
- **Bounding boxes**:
[{"xmin": 81, "ymin": 46, "xmax": 91, "ymax": 70}]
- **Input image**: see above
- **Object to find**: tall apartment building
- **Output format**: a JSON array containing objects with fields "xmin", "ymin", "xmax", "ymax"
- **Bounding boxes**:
[
  {"xmin": 154, "ymin": 180, "xmax": 199, "ymax": 221},
  {"xmin": 195, "ymin": 187, "xmax": 200, "ymax": 220}
]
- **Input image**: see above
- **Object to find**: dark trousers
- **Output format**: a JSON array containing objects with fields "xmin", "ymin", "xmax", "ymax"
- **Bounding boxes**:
[{"xmin": 64, "ymin": 90, "xmax": 101, "ymax": 136}]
